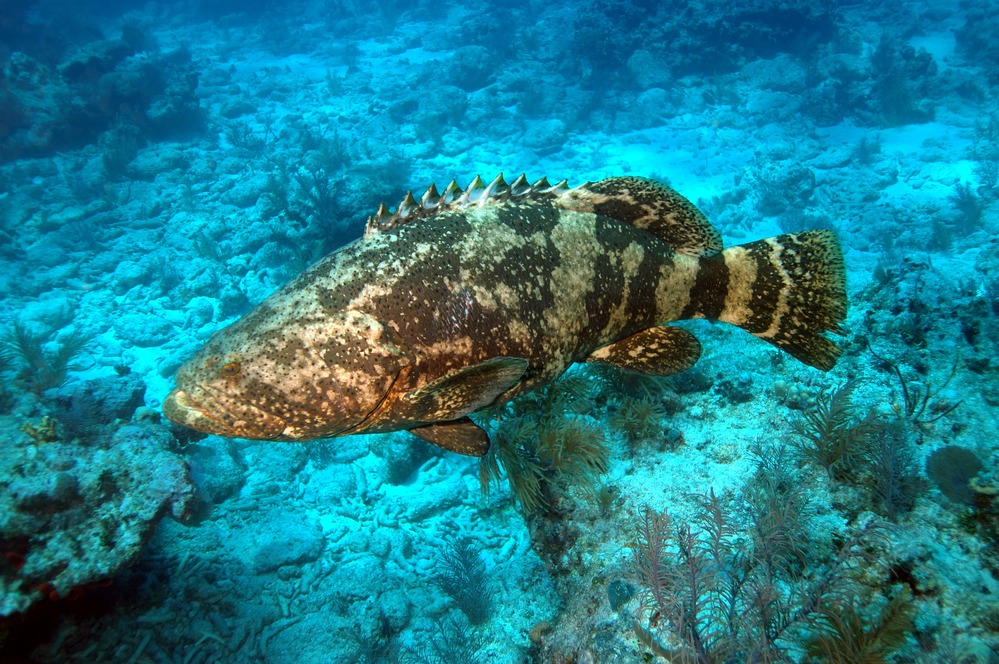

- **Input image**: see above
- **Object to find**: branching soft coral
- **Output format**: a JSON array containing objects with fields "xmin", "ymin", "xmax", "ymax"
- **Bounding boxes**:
[
  {"xmin": 3, "ymin": 320, "xmax": 92, "ymax": 395},
  {"xmin": 479, "ymin": 375, "xmax": 608, "ymax": 514},
  {"xmin": 790, "ymin": 380, "xmax": 879, "ymax": 480},
  {"xmin": 633, "ymin": 489, "xmax": 905, "ymax": 662},
  {"xmin": 432, "ymin": 538, "xmax": 490, "ymax": 625}
]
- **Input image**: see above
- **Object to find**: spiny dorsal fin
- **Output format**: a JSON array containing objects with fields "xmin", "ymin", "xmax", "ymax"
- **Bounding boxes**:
[
  {"xmin": 558, "ymin": 176, "xmax": 723, "ymax": 257},
  {"xmin": 363, "ymin": 173, "xmax": 567, "ymax": 236}
]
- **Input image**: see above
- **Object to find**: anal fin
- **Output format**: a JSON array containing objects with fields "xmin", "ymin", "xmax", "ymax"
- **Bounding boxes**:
[
  {"xmin": 586, "ymin": 326, "xmax": 701, "ymax": 376},
  {"xmin": 410, "ymin": 418, "xmax": 490, "ymax": 457}
]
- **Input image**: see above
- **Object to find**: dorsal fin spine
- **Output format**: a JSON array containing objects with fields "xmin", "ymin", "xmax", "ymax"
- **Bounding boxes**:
[
  {"xmin": 458, "ymin": 175, "xmax": 486, "ymax": 206},
  {"xmin": 483, "ymin": 173, "xmax": 507, "ymax": 200},
  {"xmin": 509, "ymin": 173, "xmax": 530, "ymax": 196},
  {"xmin": 547, "ymin": 179, "xmax": 570, "ymax": 194},
  {"xmin": 421, "ymin": 183, "xmax": 440, "ymax": 209},
  {"xmin": 442, "ymin": 180, "xmax": 461, "ymax": 204},
  {"xmin": 398, "ymin": 191, "xmax": 417, "ymax": 218}
]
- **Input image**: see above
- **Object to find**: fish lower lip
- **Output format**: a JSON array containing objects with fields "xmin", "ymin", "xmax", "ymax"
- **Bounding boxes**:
[
  {"xmin": 164, "ymin": 389, "xmax": 205, "ymax": 417},
  {"xmin": 163, "ymin": 388, "xmax": 189, "ymax": 419},
  {"xmin": 168, "ymin": 389, "xmax": 191, "ymax": 410},
  {"xmin": 164, "ymin": 389, "xmax": 198, "ymax": 422},
  {"xmin": 163, "ymin": 388, "xmax": 230, "ymax": 435}
]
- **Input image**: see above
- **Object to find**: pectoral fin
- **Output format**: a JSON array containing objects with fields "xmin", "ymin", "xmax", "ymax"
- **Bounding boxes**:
[
  {"xmin": 405, "ymin": 356, "xmax": 529, "ymax": 421},
  {"xmin": 586, "ymin": 326, "xmax": 701, "ymax": 376},
  {"xmin": 410, "ymin": 417, "xmax": 491, "ymax": 456}
]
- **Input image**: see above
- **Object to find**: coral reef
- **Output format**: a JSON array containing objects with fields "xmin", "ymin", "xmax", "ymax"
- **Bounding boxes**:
[
  {"xmin": 0, "ymin": 31, "xmax": 202, "ymax": 163},
  {"xmin": 0, "ymin": 420, "xmax": 195, "ymax": 616}
]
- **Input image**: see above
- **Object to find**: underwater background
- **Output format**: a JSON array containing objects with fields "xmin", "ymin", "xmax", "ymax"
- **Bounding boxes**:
[{"xmin": 0, "ymin": 0, "xmax": 998, "ymax": 661}]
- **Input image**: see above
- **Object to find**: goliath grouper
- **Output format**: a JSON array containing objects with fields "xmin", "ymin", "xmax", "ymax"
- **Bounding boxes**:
[{"xmin": 164, "ymin": 175, "xmax": 846, "ymax": 455}]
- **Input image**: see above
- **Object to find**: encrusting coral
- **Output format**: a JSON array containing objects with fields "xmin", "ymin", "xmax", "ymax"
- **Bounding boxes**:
[{"xmin": 0, "ymin": 421, "xmax": 195, "ymax": 616}]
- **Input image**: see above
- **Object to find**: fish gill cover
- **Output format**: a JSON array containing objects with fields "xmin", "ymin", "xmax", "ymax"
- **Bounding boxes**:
[{"xmin": 0, "ymin": 0, "xmax": 997, "ymax": 662}]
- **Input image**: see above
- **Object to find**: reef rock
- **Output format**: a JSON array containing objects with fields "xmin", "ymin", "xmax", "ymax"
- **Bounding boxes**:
[{"xmin": 0, "ymin": 420, "xmax": 195, "ymax": 616}]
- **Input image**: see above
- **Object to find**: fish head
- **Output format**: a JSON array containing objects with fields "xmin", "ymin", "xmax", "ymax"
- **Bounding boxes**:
[{"xmin": 164, "ymin": 306, "xmax": 412, "ymax": 441}]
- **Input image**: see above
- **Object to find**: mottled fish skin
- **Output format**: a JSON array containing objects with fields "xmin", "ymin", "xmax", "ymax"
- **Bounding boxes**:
[{"xmin": 164, "ymin": 176, "xmax": 846, "ymax": 454}]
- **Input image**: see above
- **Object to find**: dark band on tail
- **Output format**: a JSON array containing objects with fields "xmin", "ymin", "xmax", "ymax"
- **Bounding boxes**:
[
  {"xmin": 711, "ymin": 229, "xmax": 846, "ymax": 371},
  {"xmin": 681, "ymin": 256, "xmax": 729, "ymax": 321}
]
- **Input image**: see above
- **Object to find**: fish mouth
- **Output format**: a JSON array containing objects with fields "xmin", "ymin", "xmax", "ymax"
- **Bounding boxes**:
[{"xmin": 163, "ymin": 388, "xmax": 286, "ymax": 439}]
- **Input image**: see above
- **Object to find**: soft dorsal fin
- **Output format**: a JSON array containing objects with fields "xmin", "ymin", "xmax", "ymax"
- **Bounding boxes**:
[{"xmin": 558, "ymin": 177, "xmax": 723, "ymax": 257}]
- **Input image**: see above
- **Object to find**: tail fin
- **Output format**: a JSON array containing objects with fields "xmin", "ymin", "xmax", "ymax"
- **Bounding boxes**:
[{"xmin": 714, "ymin": 230, "xmax": 846, "ymax": 371}]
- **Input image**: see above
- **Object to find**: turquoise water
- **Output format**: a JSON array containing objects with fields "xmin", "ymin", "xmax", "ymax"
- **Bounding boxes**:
[{"xmin": 0, "ymin": 0, "xmax": 997, "ymax": 661}]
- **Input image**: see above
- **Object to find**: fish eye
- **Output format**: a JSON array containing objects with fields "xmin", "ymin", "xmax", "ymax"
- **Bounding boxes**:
[{"xmin": 221, "ymin": 361, "xmax": 241, "ymax": 377}]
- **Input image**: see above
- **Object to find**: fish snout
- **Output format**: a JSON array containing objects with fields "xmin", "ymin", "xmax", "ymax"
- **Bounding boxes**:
[
  {"xmin": 163, "ymin": 387, "xmax": 286, "ymax": 439},
  {"xmin": 163, "ymin": 388, "xmax": 226, "ymax": 435}
]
